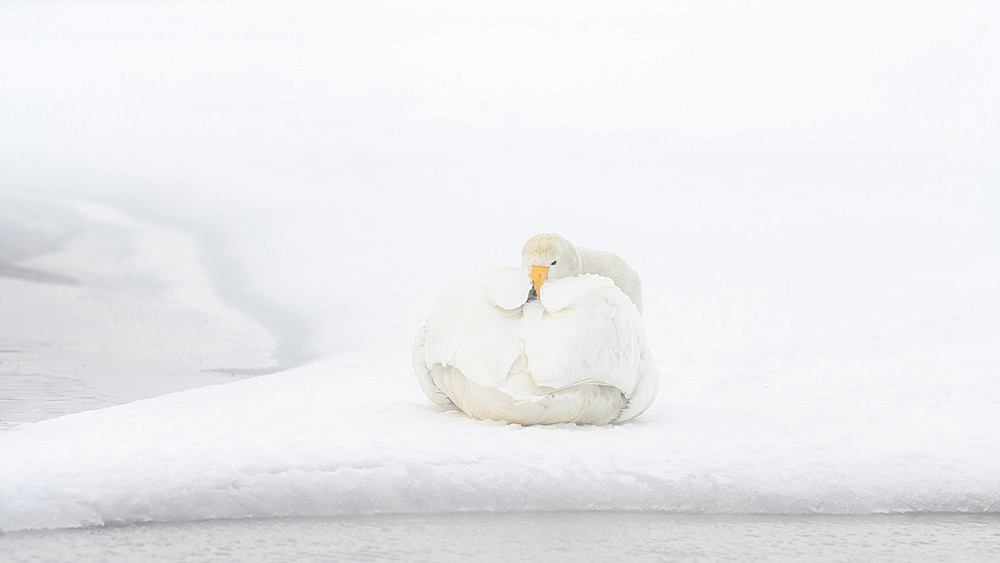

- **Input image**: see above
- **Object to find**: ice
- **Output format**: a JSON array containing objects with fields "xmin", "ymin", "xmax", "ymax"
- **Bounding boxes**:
[
  {"xmin": 0, "ymin": 196, "xmax": 278, "ymax": 424},
  {"xmin": 2, "ymin": 0, "xmax": 999, "ymax": 533}
]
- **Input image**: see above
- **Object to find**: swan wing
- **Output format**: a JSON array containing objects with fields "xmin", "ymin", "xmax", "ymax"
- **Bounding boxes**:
[
  {"xmin": 420, "ymin": 267, "xmax": 530, "ymax": 388},
  {"xmin": 524, "ymin": 275, "xmax": 653, "ymax": 399}
]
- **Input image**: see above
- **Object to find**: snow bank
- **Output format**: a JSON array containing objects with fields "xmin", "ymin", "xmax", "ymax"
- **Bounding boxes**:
[{"xmin": 2, "ymin": 336, "xmax": 998, "ymax": 532}]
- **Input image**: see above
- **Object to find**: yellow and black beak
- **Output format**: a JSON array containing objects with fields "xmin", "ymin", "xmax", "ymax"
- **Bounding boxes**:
[{"xmin": 529, "ymin": 265, "xmax": 549, "ymax": 297}]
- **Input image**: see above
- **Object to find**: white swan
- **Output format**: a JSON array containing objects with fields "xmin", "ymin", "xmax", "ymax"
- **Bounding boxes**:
[{"xmin": 412, "ymin": 233, "xmax": 658, "ymax": 425}]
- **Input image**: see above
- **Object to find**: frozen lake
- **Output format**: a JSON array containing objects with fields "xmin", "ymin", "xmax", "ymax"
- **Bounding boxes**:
[
  {"xmin": 2, "ymin": 0, "xmax": 999, "ymax": 558},
  {"xmin": 4, "ymin": 513, "xmax": 1000, "ymax": 562}
]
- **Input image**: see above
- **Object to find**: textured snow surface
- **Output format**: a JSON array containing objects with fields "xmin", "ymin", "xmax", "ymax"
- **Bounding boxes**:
[
  {"xmin": 2, "ymin": 338, "xmax": 999, "ymax": 532},
  {"xmin": 2, "ymin": 0, "xmax": 999, "ymax": 533}
]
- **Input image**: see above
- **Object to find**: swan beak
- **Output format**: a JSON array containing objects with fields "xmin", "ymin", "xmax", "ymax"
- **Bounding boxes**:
[{"xmin": 529, "ymin": 266, "xmax": 549, "ymax": 296}]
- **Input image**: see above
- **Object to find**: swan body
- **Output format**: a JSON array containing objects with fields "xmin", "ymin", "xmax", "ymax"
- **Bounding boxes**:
[{"xmin": 413, "ymin": 234, "xmax": 658, "ymax": 425}]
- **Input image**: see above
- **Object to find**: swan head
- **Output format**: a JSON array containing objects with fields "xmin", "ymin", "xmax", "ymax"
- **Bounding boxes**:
[{"xmin": 521, "ymin": 233, "xmax": 582, "ymax": 298}]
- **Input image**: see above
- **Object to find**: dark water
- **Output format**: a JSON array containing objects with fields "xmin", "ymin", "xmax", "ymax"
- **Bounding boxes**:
[{"xmin": 4, "ymin": 512, "xmax": 1000, "ymax": 562}]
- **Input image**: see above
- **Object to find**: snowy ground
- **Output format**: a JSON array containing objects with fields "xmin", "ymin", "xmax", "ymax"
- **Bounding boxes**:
[{"xmin": 1, "ymin": 0, "xmax": 999, "ymax": 534}]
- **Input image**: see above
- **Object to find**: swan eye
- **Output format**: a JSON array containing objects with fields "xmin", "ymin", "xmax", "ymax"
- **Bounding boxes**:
[{"xmin": 551, "ymin": 260, "xmax": 557, "ymax": 266}]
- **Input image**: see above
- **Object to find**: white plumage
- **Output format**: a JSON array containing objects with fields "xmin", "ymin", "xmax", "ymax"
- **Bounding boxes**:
[{"xmin": 412, "ymin": 234, "xmax": 658, "ymax": 424}]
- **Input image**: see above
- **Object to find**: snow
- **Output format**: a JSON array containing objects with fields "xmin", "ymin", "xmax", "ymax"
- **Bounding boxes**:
[
  {"xmin": 2, "ymin": 339, "xmax": 999, "ymax": 531},
  {"xmin": 2, "ymin": 0, "xmax": 1000, "ymax": 532}
]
